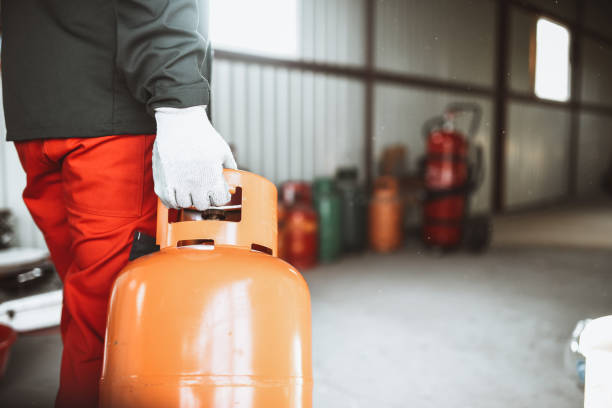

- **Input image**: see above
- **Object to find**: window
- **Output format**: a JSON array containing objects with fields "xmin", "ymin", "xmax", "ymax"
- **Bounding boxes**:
[
  {"xmin": 534, "ymin": 18, "xmax": 571, "ymax": 102},
  {"xmin": 209, "ymin": 0, "xmax": 299, "ymax": 58}
]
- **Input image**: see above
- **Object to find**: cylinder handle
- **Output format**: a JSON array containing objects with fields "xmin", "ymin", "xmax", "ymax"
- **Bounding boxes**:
[{"xmin": 156, "ymin": 170, "xmax": 278, "ymax": 255}]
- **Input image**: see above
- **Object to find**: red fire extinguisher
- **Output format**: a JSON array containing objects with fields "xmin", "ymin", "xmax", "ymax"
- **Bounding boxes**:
[{"xmin": 421, "ymin": 103, "xmax": 489, "ymax": 250}]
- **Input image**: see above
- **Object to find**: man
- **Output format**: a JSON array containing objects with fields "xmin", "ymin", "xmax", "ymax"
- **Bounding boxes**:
[{"xmin": 1, "ymin": 0, "xmax": 235, "ymax": 406}]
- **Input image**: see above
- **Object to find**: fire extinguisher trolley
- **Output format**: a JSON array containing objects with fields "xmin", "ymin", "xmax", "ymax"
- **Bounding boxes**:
[
  {"xmin": 421, "ymin": 103, "xmax": 490, "ymax": 251},
  {"xmin": 100, "ymin": 170, "xmax": 313, "ymax": 407}
]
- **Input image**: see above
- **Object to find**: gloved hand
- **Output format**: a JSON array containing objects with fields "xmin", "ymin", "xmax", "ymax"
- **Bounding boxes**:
[{"xmin": 153, "ymin": 105, "xmax": 237, "ymax": 211}]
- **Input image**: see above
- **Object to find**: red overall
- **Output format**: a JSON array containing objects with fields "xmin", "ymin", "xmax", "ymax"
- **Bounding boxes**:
[{"xmin": 15, "ymin": 135, "xmax": 157, "ymax": 407}]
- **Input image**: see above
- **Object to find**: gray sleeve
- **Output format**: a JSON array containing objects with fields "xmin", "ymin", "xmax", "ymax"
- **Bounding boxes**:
[{"xmin": 115, "ymin": 0, "xmax": 210, "ymax": 115}]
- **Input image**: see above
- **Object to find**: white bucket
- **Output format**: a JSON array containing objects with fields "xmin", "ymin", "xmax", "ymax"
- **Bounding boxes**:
[{"xmin": 580, "ymin": 315, "xmax": 612, "ymax": 408}]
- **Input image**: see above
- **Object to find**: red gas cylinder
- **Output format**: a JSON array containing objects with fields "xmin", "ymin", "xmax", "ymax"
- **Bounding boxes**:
[
  {"xmin": 0, "ymin": 324, "xmax": 16, "ymax": 379},
  {"xmin": 277, "ymin": 204, "xmax": 288, "ymax": 260},
  {"xmin": 100, "ymin": 170, "xmax": 312, "ymax": 408},
  {"xmin": 422, "ymin": 103, "xmax": 482, "ymax": 248},
  {"xmin": 278, "ymin": 182, "xmax": 318, "ymax": 269}
]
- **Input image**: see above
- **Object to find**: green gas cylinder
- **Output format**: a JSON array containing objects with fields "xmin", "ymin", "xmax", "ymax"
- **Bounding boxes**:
[
  {"xmin": 313, "ymin": 178, "xmax": 342, "ymax": 262},
  {"xmin": 335, "ymin": 168, "xmax": 367, "ymax": 252}
]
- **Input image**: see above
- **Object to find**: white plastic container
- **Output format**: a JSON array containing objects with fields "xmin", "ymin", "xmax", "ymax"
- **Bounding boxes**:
[
  {"xmin": 580, "ymin": 315, "xmax": 612, "ymax": 408},
  {"xmin": 0, "ymin": 290, "xmax": 62, "ymax": 332}
]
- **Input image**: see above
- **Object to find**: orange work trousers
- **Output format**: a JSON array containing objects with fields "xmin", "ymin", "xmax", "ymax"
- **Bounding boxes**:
[{"xmin": 14, "ymin": 135, "xmax": 157, "ymax": 407}]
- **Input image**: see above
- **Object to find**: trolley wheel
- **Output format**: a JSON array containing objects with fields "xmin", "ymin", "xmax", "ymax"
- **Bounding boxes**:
[{"xmin": 463, "ymin": 215, "xmax": 491, "ymax": 253}]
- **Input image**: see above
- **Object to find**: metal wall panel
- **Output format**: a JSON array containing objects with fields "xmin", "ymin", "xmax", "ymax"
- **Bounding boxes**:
[
  {"xmin": 509, "ymin": 7, "xmax": 534, "ymax": 94},
  {"xmin": 581, "ymin": 38, "xmax": 612, "ymax": 106},
  {"xmin": 505, "ymin": 102, "xmax": 571, "ymax": 208},
  {"xmin": 375, "ymin": 0, "xmax": 496, "ymax": 87},
  {"xmin": 212, "ymin": 60, "xmax": 366, "ymax": 184},
  {"xmin": 520, "ymin": 0, "xmax": 576, "ymax": 20},
  {"xmin": 576, "ymin": 113, "xmax": 612, "ymax": 196},
  {"xmin": 585, "ymin": 0, "xmax": 612, "ymax": 40},
  {"xmin": 374, "ymin": 85, "xmax": 494, "ymax": 213},
  {"xmin": 301, "ymin": 0, "xmax": 366, "ymax": 66}
]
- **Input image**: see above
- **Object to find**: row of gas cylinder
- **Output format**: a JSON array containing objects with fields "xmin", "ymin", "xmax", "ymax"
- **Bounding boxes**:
[{"xmin": 277, "ymin": 168, "xmax": 404, "ymax": 269}]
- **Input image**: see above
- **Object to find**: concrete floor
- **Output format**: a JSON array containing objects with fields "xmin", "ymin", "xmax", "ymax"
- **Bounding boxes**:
[
  {"xmin": 493, "ymin": 200, "xmax": 612, "ymax": 249},
  {"xmin": 0, "ymin": 329, "xmax": 61, "ymax": 407},
  {"xmin": 1, "ymin": 243, "xmax": 610, "ymax": 407},
  {"xmin": 308, "ymin": 246, "xmax": 611, "ymax": 407}
]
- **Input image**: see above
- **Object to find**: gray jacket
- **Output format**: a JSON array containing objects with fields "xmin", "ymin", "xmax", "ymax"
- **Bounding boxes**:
[{"xmin": 1, "ymin": 0, "xmax": 211, "ymax": 141}]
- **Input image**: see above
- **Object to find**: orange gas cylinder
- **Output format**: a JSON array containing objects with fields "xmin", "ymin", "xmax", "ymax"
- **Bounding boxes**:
[
  {"xmin": 369, "ymin": 176, "xmax": 403, "ymax": 252},
  {"xmin": 100, "ymin": 170, "xmax": 312, "ymax": 408}
]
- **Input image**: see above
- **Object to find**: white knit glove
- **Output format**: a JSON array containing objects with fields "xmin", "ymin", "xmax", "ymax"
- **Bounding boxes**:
[{"xmin": 153, "ymin": 105, "xmax": 237, "ymax": 211}]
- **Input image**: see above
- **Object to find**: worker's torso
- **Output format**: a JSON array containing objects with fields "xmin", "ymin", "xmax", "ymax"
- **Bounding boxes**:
[{"xmin": 1, "ymin": 0, "xmax": 155, "ymax": 141}]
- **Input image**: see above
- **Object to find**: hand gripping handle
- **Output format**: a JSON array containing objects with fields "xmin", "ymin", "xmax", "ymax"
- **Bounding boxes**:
[{"xmin": 156, "ymin": 169, "xmax": 278, "ymax": 255}]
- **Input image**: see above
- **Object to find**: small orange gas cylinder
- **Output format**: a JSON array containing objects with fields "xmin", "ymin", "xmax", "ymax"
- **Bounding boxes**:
[
  {"xmin": 369, "ymin": 176, "xmax": 403, "ymax": 252},
  {"xmin": 100, "ymin": 170, "xmax": 312, "ymax": 408}
]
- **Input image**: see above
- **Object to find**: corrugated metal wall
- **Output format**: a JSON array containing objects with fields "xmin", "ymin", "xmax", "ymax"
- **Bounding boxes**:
[
  {"xmin": 301, "ymin": 0, "xmax": 366, "ymax": 66},
  {"xmin": 586, "ymin": 0, "xmax": 612, "ymax": 40},
  {"xmin": 505, "ymin": 103, "xmax": 571, "ymax": 208},
  {"xmin": 506, "ymin": 2, "xmax": 571, "ymax": 208},
  {"xmin": 577, "ymin": 113, "xmax": 612, "ymax": 196},
  {"xmin": 212, "ymin": 62, "xmax": 366, "ymax": 182},
  {"xmin": 375, "ymin": 0, "xmax": 496, "ymax": 86},
  {"xmin": 581, "ymin": 37, "xmax": 612, "ymax": 106},
  {"xmin": 522, "ymin": 0, "xmax": 576, "ymax": 20},
  {"xmin": 577, "ymin": 2, "xmax": 612, "ymax": 199},
  {"xmin": 211, "ymin": 0, "xmax": 367, "ymax": 183},
  {"xmin": 508, "ymin": 7, "xmax": 534, "ymax": 94},
  {"xmin": 506, "ymin": 0, "xmax": 612, "ymax": 205}
]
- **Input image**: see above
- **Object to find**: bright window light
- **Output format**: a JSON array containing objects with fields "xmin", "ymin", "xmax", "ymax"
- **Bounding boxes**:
[
  {"xmin": 534, "ymin": 18, "xmax": 570, "ymax": 102},
  {"xmin": 209, "ymin": 0, "xmax": 298, "ymax": 57}
]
